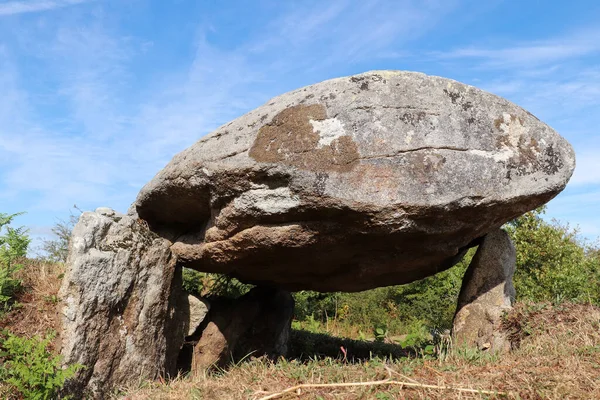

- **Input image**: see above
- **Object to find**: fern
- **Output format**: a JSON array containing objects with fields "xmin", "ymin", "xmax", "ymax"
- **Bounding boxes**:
[
  {"xmin": 0, "ymin": 331, "xmax": 83, "ymax": 400},
  {"xmin": 0, "ymin": 213, "xmax": 30, "ymax": 311}
]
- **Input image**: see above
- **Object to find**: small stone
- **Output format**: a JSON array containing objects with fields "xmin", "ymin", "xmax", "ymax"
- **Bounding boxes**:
[
  {"xmin": 191, "ymin": 287, "xmax": 294, "ymax": 371},
  {"xmin": 186, "ymin": 295, "xmax": 210, "ymax": 337}
]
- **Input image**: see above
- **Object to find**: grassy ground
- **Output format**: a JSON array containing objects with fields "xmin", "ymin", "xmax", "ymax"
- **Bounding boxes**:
[
  {"xmin": 3, "ymin": 261, "xmax": 600, "ymax": 399},
  {"xmin": 121, "ymin": 302, "xmax": 600, "ymax": 400}
]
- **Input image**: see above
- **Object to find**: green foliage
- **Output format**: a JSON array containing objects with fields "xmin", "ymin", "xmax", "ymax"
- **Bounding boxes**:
[
  {"xmin": 0, "ymin": 213, "xmax": 30, "ymax": 311},
  {"xmin": 373, "ymin": 326, "xmax": 387, "ymax": 343},
  {"xmin": 182, "ymin": 268, "xmax": 252, "ymax": 299},
  {"xmin": 395, "ymin": 319, "xmax": 431, "ymax": 349},
  {"xmin": 182, "ymin": 268, "xmax": 205, "ymax": 296},
  {"xmin": 291, "ymin": 251, "xmax": 472, "ymax": 338},
  {"xmin": 0, "ymin": 331, "xmax": 82, "ymax": 400},
  {"xmin": 390, "ymin": 250, "xmax": 473, "ymax": 330},
  {"xmin": 291, "ymin": 315, "xmax": 322, "ymax": 333},
  {"xmin": 506, "ymin": 207, "xmax": 600, "ymax": 305},
  {"xmin": 293, "ymin": 290, "xmax": 341, "ymax": 322}
]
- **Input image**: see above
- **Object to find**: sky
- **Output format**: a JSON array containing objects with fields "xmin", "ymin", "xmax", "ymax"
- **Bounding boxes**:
[{"xmin": 0, "ymin": 0, "xmax": 599, "ymax": 254}]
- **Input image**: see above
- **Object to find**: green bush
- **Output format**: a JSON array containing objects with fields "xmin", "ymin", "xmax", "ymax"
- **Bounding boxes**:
[
  {"xmin": 0, "ymin": 213, "xmax": 30, "ymax": 311},
  {"xmin": 389, "ymin": 249, "xmax": 473, "ymax": 330},
  {"xmin": 507, "ymin": 207, "xmax": 600, "ymax": 305},
  {"xmin": 0, "ymin": 331, "xmax": 82, "ymax": 400},
  {"xmin": 291, "ymin": 250, "xmax": 473, "ymax": 337}
]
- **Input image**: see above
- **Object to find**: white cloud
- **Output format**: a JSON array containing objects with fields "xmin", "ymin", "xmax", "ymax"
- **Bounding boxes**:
[
  {"xmin": 570, "ymin": 151, "xmax": 600, "ymax": 186},
  {"xmin": 431, "ymin": 24, "xmax": 600, "ymax": 243},
  {"xmin": 0, "ymin": 20, "xmax": 269, "ymax": 215},
  {"xmin": 0, "ymin": 0, "xmax": 90, "ymax": 16},
  {"xmin": 435, "ymin": 28, "xmax": 600, "ymax": 68},
  {"xmin": 246, "ymin": 0, "xmax": 462, "ymax": 72}
]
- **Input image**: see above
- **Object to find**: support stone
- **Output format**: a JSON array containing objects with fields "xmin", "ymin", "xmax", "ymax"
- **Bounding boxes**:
[
  {"xmin": 452, "ymin": 229, "xmax": 516, "ymax": 352},
  {"xmin": 59, "ymin": 208, "xmax": 188, "ymax": 399},
  {"xmin": 191, "ymin": 286, "xmax": 294, "ymax": 372}
]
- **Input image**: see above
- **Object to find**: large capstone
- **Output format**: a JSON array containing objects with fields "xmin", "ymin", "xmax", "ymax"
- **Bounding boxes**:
[{"xmin": 135, "ymin": 70, "xmax": 575, "ymax": 292}]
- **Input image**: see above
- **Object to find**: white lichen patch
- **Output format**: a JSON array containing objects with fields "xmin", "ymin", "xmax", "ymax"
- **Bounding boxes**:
[
  {"xmin": 469, "ymin": 149, "xmax": 514, "ymax": 162},
  {"xmin": 234, "ymin": 186, "xmax": 300, "ymax": 215},
  {"xmin": 63, "ymin": 296, "xmax": 77, "ymax": 321},
  {"xmin": 310, "ymin": 118, "xmax": 347, "ymax": 148},
  {"xmin": 405, "ymin": 130, "xmax": 415, "ymax": 145},
  {"xmin": 497, "ymin": 112, "xmax": 526, "ymax": 147}
]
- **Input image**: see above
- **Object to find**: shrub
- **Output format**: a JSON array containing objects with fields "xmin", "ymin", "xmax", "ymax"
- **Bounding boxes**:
[
  {"xmin": 506, "ymin": 207, "xmax": 600, "ymax": 304},
  {"xmin": 291, "ymin": 250, "xmax": 473, "ymax": 337},
  {"xmin": 0, "ymin": 331, "xmax": 82, "ymax": 400},
  {"xmin": 389, "ymin": 249, "xmax": 473, "ymax": 330},
  {"xmin": 40, "ymin": 213, "xmax": 79, "ymax": 263}
]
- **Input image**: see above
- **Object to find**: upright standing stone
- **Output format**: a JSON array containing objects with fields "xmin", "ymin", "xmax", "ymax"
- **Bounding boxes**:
[
  {"xmin": 452, "ymin": 229, "xmax": 516, "ymax": 351},
  {"xmin": 59, "ymin": 208, "xmax": 186, "ymax": 398}
]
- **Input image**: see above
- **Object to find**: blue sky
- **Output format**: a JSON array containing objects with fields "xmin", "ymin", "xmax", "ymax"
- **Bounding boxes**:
[{"xmin": 0, "ymin": 0, "xmax": 599, "ymax": 253}]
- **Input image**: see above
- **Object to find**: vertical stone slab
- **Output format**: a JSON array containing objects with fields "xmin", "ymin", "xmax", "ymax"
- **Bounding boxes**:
[
  {"xmin": 452, "ymin": 229, "xmax": 516, "ymax": 352},
  {"xmin": 59, "ymin": 208, "xmax": 186, "ymax": 398}
]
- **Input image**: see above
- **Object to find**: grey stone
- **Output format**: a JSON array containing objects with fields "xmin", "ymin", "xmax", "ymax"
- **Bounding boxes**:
[
  {"xmin": 134, "ymin": 70, "xmax": 575, "ymax": 292},
  {"xmin": 452, "ymin": 229, "xmax": 516, "ymax": 352},
  {"xmin": 186, "ymin": 295, "xmax": 210, "ymax": 337},
  {"xmin": 59, "ymin": 209, "xmax": 186, "ymax": 398}
]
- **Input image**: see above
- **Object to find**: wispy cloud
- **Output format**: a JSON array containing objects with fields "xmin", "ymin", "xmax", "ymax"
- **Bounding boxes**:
[
  {"xmin": 0, "ymin": 0, "xmax": 90, "ymax": 16},
  {"xmin": 435, "ymin": 28, "xmax": 600, "ymax": 68},
  {"xmin": 244, "ymin": 0, "xmax": 462, "ymax": 74},
  {"xmin": 570, "ymin": 151, "xmax": 600, "ymax": 186}
]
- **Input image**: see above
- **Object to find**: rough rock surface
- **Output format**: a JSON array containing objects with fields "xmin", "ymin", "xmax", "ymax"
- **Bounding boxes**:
[
  {"xmin": 191, "ymin": 287, "xmax": 294, "ymax": 371},
  {"xmin": 135, "ymin": 70, "xmax": 575, "ymax": 292},
  {"xmin": 452, "ymin": 229, "xmax": 516, "ymax": 351},
  {"xmin": 185, "ymin": 295, "xmax": 210, "ymax": 337},
  {"xmin": 59, "ymin": 208, "xmax": 186, "ymax": 398}
]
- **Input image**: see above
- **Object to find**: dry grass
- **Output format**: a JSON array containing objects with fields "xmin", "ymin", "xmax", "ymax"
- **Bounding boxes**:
[
  {"xmin": 123, "ymin": 302, "xmax": 600, "ymax": 400},
  {"xmin": 0, "ymin": 259, "xmax": 64, "ymax": 350}
]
